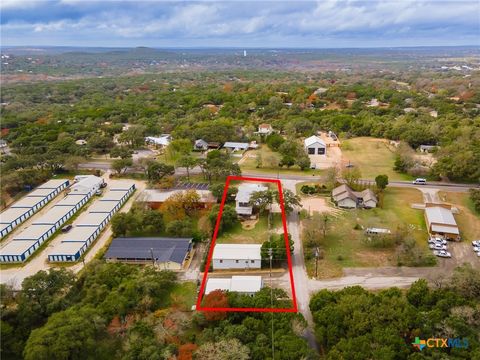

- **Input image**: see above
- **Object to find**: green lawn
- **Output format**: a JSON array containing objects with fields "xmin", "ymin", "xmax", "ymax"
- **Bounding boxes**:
[
  {"xmin": 341, "ymin": 137, "xmax": 412, "ymax": 181},
  {"xmin": 303, "ymin": 187, "xmax": 428, "ymax": 278},
  {"xmin": 216, "ymin": 215, "xmax": 269, "ymax": 244},
  {"xmin": 169, "ymin": 281, "xmax": 197, "ymax": 310},
  {"xmin": 239, "ymin": 145, "xmax": 323, "ymax": 176}
]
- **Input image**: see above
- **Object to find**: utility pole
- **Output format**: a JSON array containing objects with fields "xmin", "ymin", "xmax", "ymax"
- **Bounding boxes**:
[
  {"xmin": 314, "ymin": 247, "xmax": 319, "ymax": 279},
  {"xmin": 150, "ymin": 248, "xmax": 155, "ymax": 267},
  {"xmin": 268, "ymin": 247, "xmax": 275, "ymax": 360}
]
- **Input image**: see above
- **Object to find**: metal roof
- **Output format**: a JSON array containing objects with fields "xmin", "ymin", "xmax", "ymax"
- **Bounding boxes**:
[
  {"xmin": 223, "ymin": 142, "xmax": 249, "ymax": 149},
  {"xmin": 33, "ymin": 205, "xmax": 76, "ymax": 225},
  {"xmin": 87, "ymin": 201, "xmax": 118, "ymax": 213},
  {"xmin": 0, "ymin": 239, "xmax": 38, "ymax": 255},
  {"xmin": 76, "ymin": 212, "xmax": 110, "ymax": 227},
  {"xmin": 205, "ymin": 276, "xmax": 263, "ymax": 294},
  {"xmin": 212, "ymin": 244, "xmax": 262, "ymax": 260},
  {"xmin": 70, "ymin": 176, "xmax": 103, "ymax": 194},
  {"xmin": 13, "ymin": 224, "xmax": 54, "ymax": 240},
  {"xmin": 49, "ymin": 241, "xmax": 84, "ymax": 256},
  {"xmin": 10, "ymin": 196, "xmax": 45, "ymax": 209},
  {"xmin": 0, "ymin": 207, "xmax": 31, "ymax": 223},
  {"xmin": 304, "ymin": 135, "xmax": 326, "ymax": 147},
  {"xmin": 100, "ymin": 191, "xmax": 128, "ymax": 201},
  {"xmin": 27, "ymin": 188, "xmax": 57, "ymax": 198},
  {"xmin": 425, "ymin": 206, "xmax": 457, "ymax": 226},
  {"xmin": 105, "ymin": 237, "xmax": 192, "ymax": 264},
  {"xmin": 60, "ymin": 226, "xmax": 99, "ymax": 242},
  {"xmin": 37, "ymin": 179, "xmax": 69, "ymax": 189},
  {"xmin": 235, "ymin": 183, "xmax": 268, "ymax": 203},
  {"xmin": 431, "ymin": 224, "xmax": 460, "ymax": 235},
  {"xmin": 56, "ymin": 194, "xmax": 88, "ymax": 207},
  {"xmin": 109, "ymin": 181, "xmax": 135, "ymax": 191}
]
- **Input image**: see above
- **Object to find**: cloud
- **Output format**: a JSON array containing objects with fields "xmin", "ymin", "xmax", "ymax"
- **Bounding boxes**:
[{"xmin": 1, "ymin": 1, "xmax": 479, "ymax": 47}]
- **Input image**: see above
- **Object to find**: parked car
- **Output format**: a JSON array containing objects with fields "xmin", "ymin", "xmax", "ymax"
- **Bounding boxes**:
[
  {"xmin": 473, "ymin": 246, "xmax": 480, "ymax": 253},
  {"xmin": 95, "ymin": 189, "xmax": 103, "ymax": 195},
  {"xmin": 412, "ymin": 178, "xmax": 427, "ymax": 185},
  {"xmin": 100, "ymin": 182, "xmax": 107, "ymax": 188},
  {"xmin": 428, "ymin": 238, "xmax": 447, "ymax": 245},
  {"xmin": 472, "ymin": 240, "xmax": 480, "ymax": 247},
  {"xmin": 61, "ymin": 224, "xmax": 73, "ymax": 233},
  {"xmin": 434, "ymin": 250, "xmax": 452, "ymax": 258},
  {"xmin": 429, "ymin": 243, "xmax": 447, "ymax": 250}
]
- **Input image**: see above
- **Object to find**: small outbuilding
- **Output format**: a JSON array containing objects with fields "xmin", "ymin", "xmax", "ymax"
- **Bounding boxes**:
[
  {"xmin": 212, "ymin": 244, "xmax": 262, "ymax": 270},
  {"xmin": 424, "ymin": 203, "xmax": 460, "ymax": 240},
  {"xmin": 194, "ymin": 139, "xmax": 209, "ymax": 151},
  {"xmin": 223, "ymin": 142, "xmax": 249, "ymax": 152},
  {"xmin": 205, "ymin": 276, "xmax": 263, "ymax": 296}
]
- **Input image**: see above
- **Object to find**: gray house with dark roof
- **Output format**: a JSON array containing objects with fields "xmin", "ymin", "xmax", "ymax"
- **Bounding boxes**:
[
  {"xmin": 105, "ymin": 237, "xmax": 192, "ymax": 269},
  {"xmin": 332, "ymin": 185, "xmax": 378, "ymax": 209}
]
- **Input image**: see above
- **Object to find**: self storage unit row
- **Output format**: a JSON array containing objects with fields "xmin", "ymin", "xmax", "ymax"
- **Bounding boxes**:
[
  {"xmin": 47, "ymin": 182, "xmax": 136, "ymax": 263},
  {"xmin": 0, "ymin": 179, "xmax": 69, "ymax": 238},
  {"xmin": 0, "ymin": 182, "xmax": 98, "ymax": 263}
]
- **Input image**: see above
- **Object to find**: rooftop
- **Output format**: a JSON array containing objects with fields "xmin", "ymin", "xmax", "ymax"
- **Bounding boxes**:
[
  {"xmin": 59, "ymin": 226, "xmax": 99, "ymax": 242},
  {"xmin": 205, "ymin": 276, "xmax": 263, "ymax": 294},
  {"xmin": 105, "ymin": 237, "xmax": 192, "ymax": 264},
  {"xmin": 100, "ymin": 190, "xmax": 129, "ymax": 201},
  {"xmin": 425, "ymin": 206, "xmax": 458, "ymax": 226},
  {"xmin": 109, "ymin": 181, "xmax": 135, "ymax": 191},
  {"xmin": 223, "ymin": 142, "xmax": 249, "ymax": 149},
  {"xmin": 304, "ymin": 135, "xmax": 326, "ymax": 147},
  {"xmin": 212, "ymin": 244, "xmax": 262, "ymax": 261},
  {"xmin": 10, "ymin": 196, "xmax": 45, "ymax": 209},
  {"xmin": 87, "ymin": 201, "xmax": 118, "ymax": 213},
  {"xmin": 0, "ymin": 239, "xmax": 38, "ymax": 255},
  {"xmin": 235, "ymin": 183, "xmax": 268, "ymax": 203},
  {"xmin": 13, "ymin": 224, "xmax": 54, "ymax": 240},
  {"xmin": 49, "ymin": 241, "xmax": 84, "ymax": 256},
  {"xmin": 0, "ymin": 207, "xmax": 31, "ymax": 223},
  {"xmin": 140, "ymin": 189, "xmax": 216, "ymax": 203},
  {"xmin": 32, "ymin": 205, "xmax": 76, "ymax": 225},
  {"xmin": 76, "ymin": 212, "xmax": 110, "ymax": 227},
  {"xmin": 56, "ymin": 194, "xmax": 88, "ymax": 207},
  {"xmin": 27, "ymin": 188, "xmax": 57, "ymax": 198},
  {"xmin": 37, "ymin": 179, "xmax": 69, "ymax": 190}
]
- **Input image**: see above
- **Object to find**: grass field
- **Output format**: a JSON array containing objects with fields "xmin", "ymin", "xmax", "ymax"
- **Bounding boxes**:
[
  {"xmin": 169, "ymin": 281, "xmax": 197, "ymax": 310},
  {"xmin": 341, "ymin": 137, "xmax": 412, "ymax": 181},
  {"xmin": 303, "ymin": 187, "xmax": 428, "ymax": 278},
  {"xmin": 239, "ymin": 145, "xmax": 323, "ymax": 176},
  {"xmin": 439, "ymin": 192, "xmax": 480, "ymax": 241}
]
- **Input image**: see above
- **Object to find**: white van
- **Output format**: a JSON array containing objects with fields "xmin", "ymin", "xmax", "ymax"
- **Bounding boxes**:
[{"xmin": 412, "ymin": 178, "xmax": 427, "ymax": 185}]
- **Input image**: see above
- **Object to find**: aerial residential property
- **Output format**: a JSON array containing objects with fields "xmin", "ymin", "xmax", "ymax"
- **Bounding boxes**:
[{"xmin": 1, "ymin": 1, "xmax": 480, "ymax": 359}]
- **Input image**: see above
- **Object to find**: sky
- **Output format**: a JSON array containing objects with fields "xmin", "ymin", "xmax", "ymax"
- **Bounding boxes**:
[{"xmin": 1, "ymin": 0, "xmax": 479, "ymax": 48}]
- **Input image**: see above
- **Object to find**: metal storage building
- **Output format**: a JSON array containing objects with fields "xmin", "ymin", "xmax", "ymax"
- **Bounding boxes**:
[
  {"xmin": 13, "ymin": 224, "xmax": 56, "ymax": 242},
  {"xmin": 48, "ymin": 241, "xmax": 87, "ymax": 262},
  {"xmin": 10, "ymin": 196, "xmax": 49, "ymax": 212},
  {"xmin": 100, "ymin": 190, "xmax": 130, "ymax": 204},
  {"xmin": 26, "ymin": 187, "xmax": 58, "ymax": 200},
  {"xmin": 0, "ymin": 178, "xmax": 69, "ymax": 239},
  {"xmin": 104, "ymin": 237, "xmax": 192, "ymax": 269},
  {"xmin": 76, "ymin": 212, "xmax": 111, "ymax": 229},
  {"xmin": 69, "ymin": 176, "xmax": 104, "ymax": 196},
  {"xmin": 61, "ymin": 226, "xmax": 101, "ymax": 245},
  {"xmin": 0, "ymin": 208, "xmax": 33, "ymax": 234},
  {"xmin": 109, "ymin": 182, "xmax": 136, "ymax": 194},
  {"xmin": 205, "ymin": 276, "xmax": 263, "ymax": 296},
  {"xmin": 32, "ymin": 205, "xmax": 76, "ymax": 228},
  {"xmin": 212, "ymin": 244, "xmax": 262, "ymax": 270},
  {"xmin": 0, "ymin": 239, "xmax": 40, "ymax": 263},
  {"xmin": 37, "ymin": 179, "xmax": 69, "ymax": 190},
  {"xmin": 55, "ymin": 194, "xmax": 89, "ymax": 209},
  {"xmin": 87, "ymin": 201, "xmax": 120, "ymax": 214}
]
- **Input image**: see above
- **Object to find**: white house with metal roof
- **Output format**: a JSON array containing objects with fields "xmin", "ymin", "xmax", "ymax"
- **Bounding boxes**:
[
  {"xmin": 212, "ymin": 244, "xmax": 262, "ymax": 269},
  {"xmin": 145, "ymin": 134, "xmax": 172, "ymax": 147},
  {"xmin": 223, "ymin": 142, "xmax": 249, "ymax": 152},
  {"xmin": 235, "ymin": 183, "xmax": 268, "ymax": 215},
  {"xmin": 304, "ymin": 135, "xmax": 326, "ymax": 156},
  {"xmin": 69, "ymin": 175, "xmax": 104, "ymax": 196},
  {"xmin": 205, "ymin": 276, "xmax": 263, "ymax": 296}
]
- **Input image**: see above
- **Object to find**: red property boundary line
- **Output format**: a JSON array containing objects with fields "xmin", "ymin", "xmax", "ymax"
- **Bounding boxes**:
[{"xmin": 196, "ymin": 175, "xmax": 298, "ymax": 313}]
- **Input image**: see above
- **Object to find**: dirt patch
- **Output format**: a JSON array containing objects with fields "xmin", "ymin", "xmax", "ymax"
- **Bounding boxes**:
[
  {"xmin": 354, "ymin": 250, "xmax": 392, "ymax": 267},
  {"xmin": 301, "ymin": 197, "xmax": 341, "ymax": 215},
  {"xmin": 241, "ymin": 218, "xmax": 259, "ymax": 230}
]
